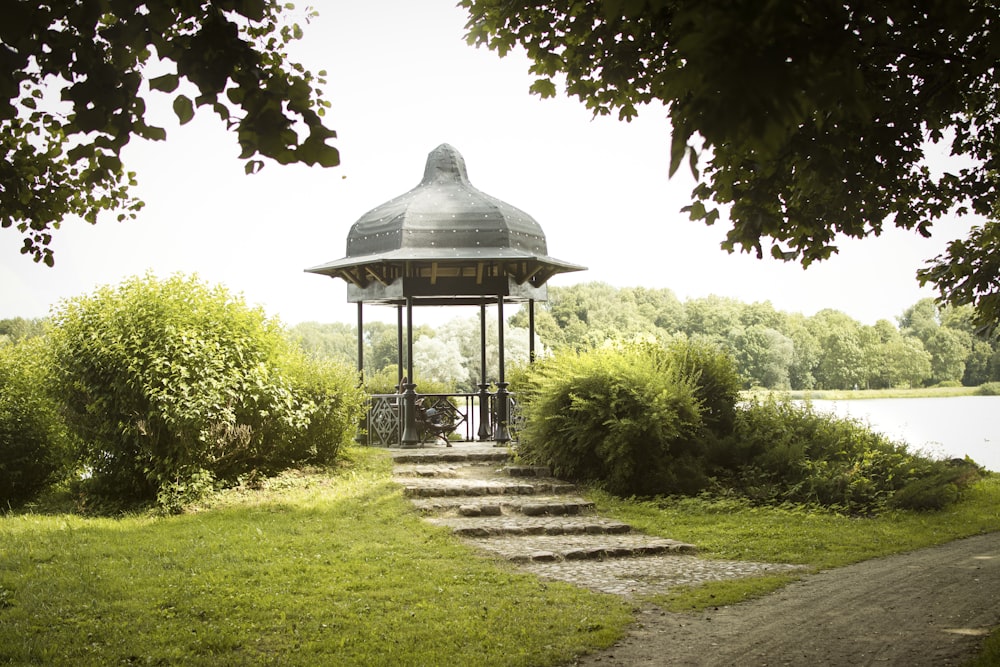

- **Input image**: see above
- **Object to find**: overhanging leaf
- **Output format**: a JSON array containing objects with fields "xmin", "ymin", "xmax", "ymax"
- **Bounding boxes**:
[
  {"xmin": 149, "ymin": 74, "xmax": 179, "ymax": 93},
  {"xmin": 172, "ymin": 95, "xmax": 195, "ymax": 125}
]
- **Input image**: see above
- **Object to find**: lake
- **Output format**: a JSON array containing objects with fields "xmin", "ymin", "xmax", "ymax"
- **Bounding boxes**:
[{"xmin": 806, "ymin": 396, "xmax": 999, "ymax": 472}]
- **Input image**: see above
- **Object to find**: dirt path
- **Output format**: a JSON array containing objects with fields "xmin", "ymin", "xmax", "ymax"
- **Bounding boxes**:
[{"xmin": 571, "ymin": 531, "xmax": 1000, "ymax": 666}]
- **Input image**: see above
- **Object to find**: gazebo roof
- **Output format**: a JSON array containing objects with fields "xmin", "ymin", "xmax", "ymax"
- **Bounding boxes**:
[{"xmin": 305, "ymin": 144, "xmax": 585, "ymax": 305}]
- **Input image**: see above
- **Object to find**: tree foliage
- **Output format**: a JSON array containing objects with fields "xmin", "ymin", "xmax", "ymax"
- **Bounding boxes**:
[
  {"xmin": 461, "ymin": 0, "xmax": 1000, "ymax": 331},
  {"xmin": 517, "ymin": 282, "xmax": 998, "ymax": 390},
  {"xmin": 2, "ymin": 0, "xmax": 338, "ymax": 266},
  {"xmin": 0, "ymin": 317, "xmax": 46, "ymax": 345},
  {"xmin": 283, "ymin": 283, "xmax": 1000, "ymax": 392}
]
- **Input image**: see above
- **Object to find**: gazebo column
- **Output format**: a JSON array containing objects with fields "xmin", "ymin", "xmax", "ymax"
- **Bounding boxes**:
[
  {"xmin": 400, "ymin": 296, "xmax": 420, "ymax": 447},
  {"xmin": 529, "ymin": 298, "xmax": 536, "ymax": 363},
  {"xmin": 356, "ymin": 302, "xmax": 364, "ymax": 383},
  {"xmin": 396, "ymin": 305, "xmax": 404, "ymax": 385},
  {"xmin": 493, "ymin": 295, "xmax": 511, "ymax": 444},
  {"xmin": 477, "ymin": 299, "xmax": 491, "ymax": 440},
  {"xmin": 355, "ymin": 302, "xmax": 367, "ymax": 445}
]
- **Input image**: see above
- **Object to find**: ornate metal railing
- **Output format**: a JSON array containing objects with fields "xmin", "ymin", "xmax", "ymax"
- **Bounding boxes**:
[{"xmin": 362, "ymin": 391, "xmax": 520, "ymax": 447}]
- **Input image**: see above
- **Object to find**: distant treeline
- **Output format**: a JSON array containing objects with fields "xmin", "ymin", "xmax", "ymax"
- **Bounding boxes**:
[
  {"xmin": 288, "ymin": 283, "xmax": 1000, "ymax": 392},
  {"xmin": 510, "ymin": 283, "xmax": 1000, "ymax": 391},
  {"xmin": 6, "ymin": 282, "xmax": 996, "ymax": 391}
]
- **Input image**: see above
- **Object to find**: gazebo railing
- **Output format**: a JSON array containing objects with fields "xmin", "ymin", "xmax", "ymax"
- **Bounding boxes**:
[{"xmin": 362, "ymin": 391, "xmax": 520, "ymax": 447}]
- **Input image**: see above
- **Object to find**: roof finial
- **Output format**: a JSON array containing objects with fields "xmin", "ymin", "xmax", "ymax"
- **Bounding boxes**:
[{"xmin": 421, "ymin": 143, "xmax": 470, "ymax": 185}]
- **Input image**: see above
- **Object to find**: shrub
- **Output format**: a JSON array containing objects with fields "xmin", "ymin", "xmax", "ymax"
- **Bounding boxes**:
[
  {"xmin": 48, "ymin": 273, "xmax": 365, "ymax": 508},
  {"xmin": 277, "ymin": 353, "xmax": 366, "ymax": 466},
  {"xmin": 720, "ymin": 397, "xmax": 983, "ymax": 514},
  {"xmin": 978, "ymin": 382, "xmax": 1000, "ymax": 396},
  {"xmin": 517, "ymin": 343, "xmax": 712, "ymax": 496},
  {"xmin": 664, "ymin": 339, "xmax": 742, "ymax": 438},
  {"xmin": 0, "ymin": 338, "xmax": 75, "ymax": 507}
]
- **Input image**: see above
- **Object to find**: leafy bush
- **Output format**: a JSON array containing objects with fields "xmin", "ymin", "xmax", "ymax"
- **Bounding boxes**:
[
  {"xmin": 48, "ymin": 274, "xmax": 365, "ymax": 508},
  {"xmin": 276, "ymin": 353, "xmax": 366, "ymax": 466},
  {"xmin": 719, "ymin": 397, "xmax": 982, "ymax": 514},
  {"xmin": 0, "ymin": 338, "xmax": 75, "ymax": 507},
  {"xmin": 664, "ymin": 338, "xmax": 742, "ymax": 438},
  {"xmin": 977, "ymin": 381, "xmax": 1000, "ymax": 396},
  {"xmin": 517, "ymin": 342, "xmax": 726, "ymax": 496}
]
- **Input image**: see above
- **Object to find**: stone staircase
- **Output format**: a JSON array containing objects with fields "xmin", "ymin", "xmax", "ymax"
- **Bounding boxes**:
[{"xmin": 390, "ymin": 443, "xmax": 718, "ymax": 596}]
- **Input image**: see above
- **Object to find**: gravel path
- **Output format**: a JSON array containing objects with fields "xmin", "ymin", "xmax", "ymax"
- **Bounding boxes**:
[{"xmin": 570, "ymin": 531, "xmax": 1000, "ymax": 666}]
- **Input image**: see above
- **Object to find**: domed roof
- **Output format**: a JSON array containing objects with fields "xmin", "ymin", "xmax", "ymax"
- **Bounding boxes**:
[
  {"xmin": 345, "ymin": 143, "xmax": 551, "ymax": 259},
  {"xmin": 306, "ymin": 144, "xmax": 584, "ymax": 304}
]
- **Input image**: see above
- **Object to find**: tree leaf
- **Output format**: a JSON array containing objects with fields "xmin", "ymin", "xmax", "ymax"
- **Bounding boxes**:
[
  {"xmin": 668, "ymin": 133, "xmax": 687, "ymax": 178},
  {"xmin": 172, "ymin": 95, "xmax": 195, "ymax": 125},
  {"xmin": 149, "ymin": 74, "xmax": 179, "ymax": 93}
]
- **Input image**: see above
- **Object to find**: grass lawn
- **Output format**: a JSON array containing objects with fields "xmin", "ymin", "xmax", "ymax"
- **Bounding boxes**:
[
  {"xmin": 2, "ymin": 448, "xmax": 998, "ymax": 665},
  {"xmin": 0, "ymin": 447, "xmax": 631, "ymax": 667},
  {"xmin": 750, "ymin": 386, "xmax": 983, "ymax": 401},
  {"xmin": 592, "ymin": 475, "xmax": 1000, "ymax": 611},
  {"xmin": 593, "ymin": 475, "xmax": 1000, "ymax": 567}
]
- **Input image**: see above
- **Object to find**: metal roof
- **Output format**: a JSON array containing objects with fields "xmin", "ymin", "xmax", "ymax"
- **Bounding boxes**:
[{"xmin": 305, "ymin": 144, "xmax": 585, "ymax": 304}]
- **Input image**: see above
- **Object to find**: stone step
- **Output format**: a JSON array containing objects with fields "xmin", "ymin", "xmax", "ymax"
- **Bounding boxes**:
[
  {"xmin": 427, "ymin": 515, "xmax": 632, "ymax": 537},
  {"xmin": 461, "ymin": 533, "xmax": 697, "ymax": 563},
  {"xmin": 396, "ymin": 476, "xmax": 577, "ymax": 498},
  {"xmin": 389, "ymin": 446, "xmax": 511, "ymax": 465},
  {"xmin": 408, "ymin": 494, "xmax": 596, "ymax": 516},
  {"xmin": 504, "ymin": 465, "xmax": 552, "ymax": 477},
  {"xmin": 392, "ymin": 462, "xmax": 514, "ymax": 479}
]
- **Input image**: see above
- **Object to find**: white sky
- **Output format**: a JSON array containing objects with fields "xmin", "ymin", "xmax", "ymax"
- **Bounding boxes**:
[{"xmin": 0, "ymin": 0, "xmax": 980, "ymax": 328}]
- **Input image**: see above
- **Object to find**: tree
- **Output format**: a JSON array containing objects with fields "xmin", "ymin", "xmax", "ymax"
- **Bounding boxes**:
[
  {"xmin": 809, "ymin": 310, "xmax": 865, "ymax": 389},
  {"xmin": 537, "ymin": 282, "xmax": 659, "ymax": 350},
  {"xmin": 0, "ymin": 317, "xmax": 46, "ymax": 345},
  {"xmin": 2, "ymin": 1, "xmax": 338, "ymax": 266},
  {"xmin": 412, "ymin": 335, "xmax": 467, "ymax": 388},
  {"xmin": 963, "ymin": 338, "xmax": 996, "ymax": 385},
  {"xmin": 623, "ymin": 286, "xmax": 686, "ymax": 332},
  {"xmin": 783, "ymin": 314, "xmax": 820, "ymax": 390},
  {"xmin": 288, "ymin": 321, "xmax": 358, "ymax": 364},
  {"xmin": 924, "ymin": 326, "xmax": 971, "ymax": 384},
  {"xmin": 899, "ymin": 298, "xmax": 941, "ymax": 344},
  {"xmin": 881, "ymin": 336, "xmax": 933, "ymax": 388},
  {"xmin": 462, "ymin": 0, "xmax": 1000, "ymax": 330},
  {"xmin": 682, "ymin": 295, "xmax": 741, "ymax": 341},
  {"xmin": 732, "ymin": 325, "xmax": 794, "ymax": 389}
]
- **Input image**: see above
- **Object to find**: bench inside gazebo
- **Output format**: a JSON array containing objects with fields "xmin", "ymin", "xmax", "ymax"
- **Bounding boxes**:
[{"xmin": 306, "ymin": 144, "xmax": 584, "ymax": 447}]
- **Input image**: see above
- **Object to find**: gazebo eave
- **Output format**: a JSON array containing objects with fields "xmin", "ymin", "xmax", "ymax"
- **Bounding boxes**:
[{"xmin": 304, "ymin": 248, "xmax": 586, "ymax": 277}]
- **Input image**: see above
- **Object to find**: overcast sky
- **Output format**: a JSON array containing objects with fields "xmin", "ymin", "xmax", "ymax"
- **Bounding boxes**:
[{"xmin": 0, "ymin": 1, "xmax": 980, "ymax": 328}]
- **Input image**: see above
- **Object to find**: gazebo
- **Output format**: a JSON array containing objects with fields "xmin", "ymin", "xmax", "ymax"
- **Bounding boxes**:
[{"xmin": 306, "ymin": 143, "xmax": 584, "ymax": 446}]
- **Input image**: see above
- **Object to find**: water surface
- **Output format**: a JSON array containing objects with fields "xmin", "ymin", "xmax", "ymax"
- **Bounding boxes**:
[{"xmin": 806, "ymin": 396, "xmax": 999, "ymax": 472}]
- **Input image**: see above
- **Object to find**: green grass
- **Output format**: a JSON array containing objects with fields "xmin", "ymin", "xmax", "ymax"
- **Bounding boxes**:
[
  {"xmin": 749, "ymin": 386, "xmax": 981, "ymax": 401},
  {"xmin": 591, "ymin": 475, "xmax": 1000, "ymax": 569},
  {"xmin": 648, "ymin": 574, "xmax": 802, "ymax": 612},
  {"xmin": 966, "ymin": 626, "xmax": 1000, "ymax": 666},
  {"xmin": 3, "ymin": 450, "xmax": 998, "ymax": 665},
  {"xmin": 0, "ymin": 447, "xmax": 631, "ymax": 667},
  {"xmin": 592, "ymin": 475, "xmax": 1000, "ymax": 611}
]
